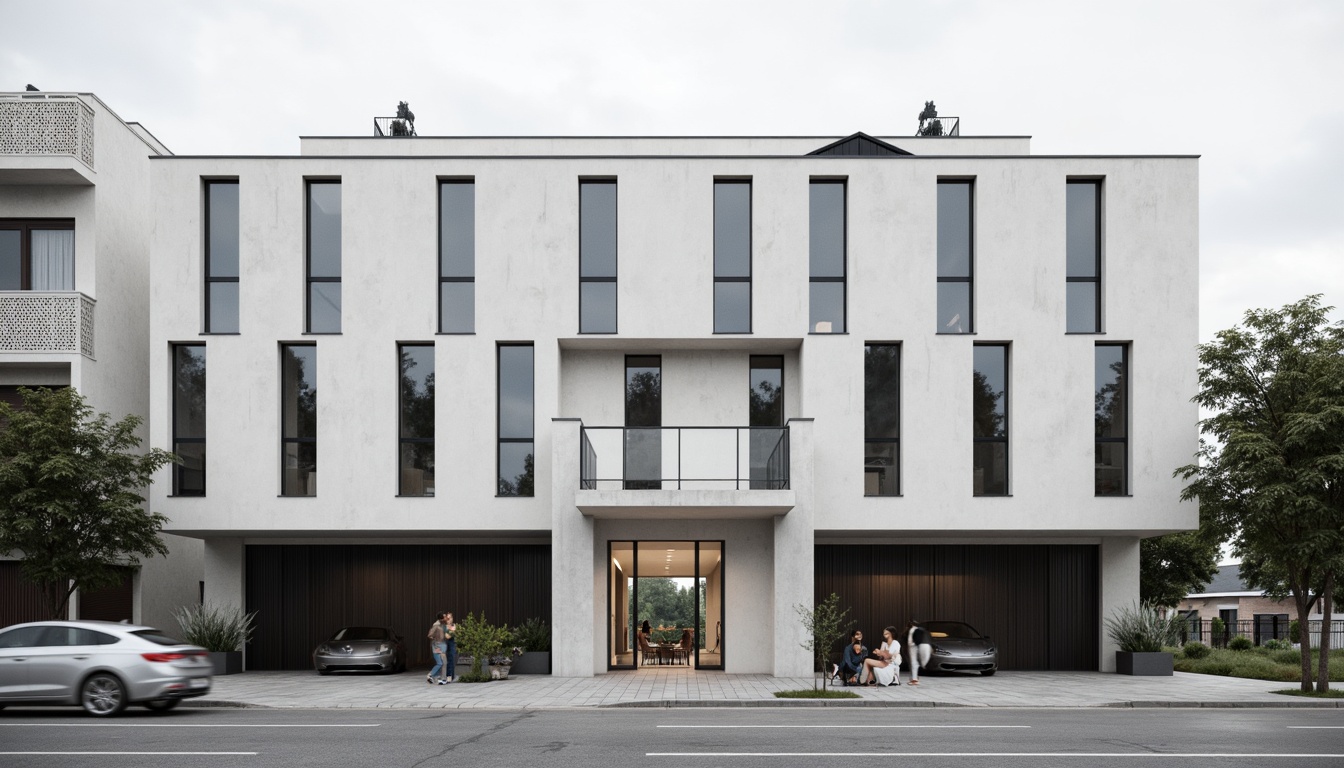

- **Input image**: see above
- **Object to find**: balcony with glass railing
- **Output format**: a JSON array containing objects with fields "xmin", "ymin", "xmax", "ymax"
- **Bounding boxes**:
[
  {"xmin": 0, "ymin": 292, "xmax": 96, "ymax": 357},
  {"xmin": 0, "ymin": 93, "xmax": 96, "ymax": 184},
  {"xmin": 575, "ymin": 425, "xmax": 795, "ymax": 518}
]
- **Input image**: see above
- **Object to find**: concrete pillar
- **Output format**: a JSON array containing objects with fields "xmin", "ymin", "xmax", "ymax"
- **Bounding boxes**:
[
  {"xmin": 1099, "ymin": 536, "xmax": 1141, "ymax": 672},
  {"xmin": 773, "ymin": 418, "xmax": 814, "ymax": 678},
  {"xmin": 203, "ymin": 537, "xmax": 245, "ymax": 610},
  {"xmin": 550, "ymin": 418, "xmax": 595, "ymax": 677}
]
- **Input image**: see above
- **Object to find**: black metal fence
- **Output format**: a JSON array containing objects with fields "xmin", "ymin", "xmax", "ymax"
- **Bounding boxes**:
[{"xmin": 1181, "ymin": 617, "xmax": 1344, "ymax": 648}]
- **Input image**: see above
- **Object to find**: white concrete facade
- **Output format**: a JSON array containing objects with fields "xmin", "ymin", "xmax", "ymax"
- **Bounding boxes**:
[
  {"xmin": 0, "ymin": 92, "xmax": 201, "ymax": 631},
  {"xmin": 146, "ymin": 131, "xmax": 1198, "ymax": 675}
]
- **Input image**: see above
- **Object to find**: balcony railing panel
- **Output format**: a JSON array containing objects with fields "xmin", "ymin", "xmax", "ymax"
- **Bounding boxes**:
[
  {"xmin": 0, "ymin": 292, "xmax": 95, "ymax": 357},
  {"xmin": 579, "ymin": 426, "xmax": 789, "ymax": 491},
  {"xmin": 0, "ymin": 95, "xmax": 95, "ymax": 168}
]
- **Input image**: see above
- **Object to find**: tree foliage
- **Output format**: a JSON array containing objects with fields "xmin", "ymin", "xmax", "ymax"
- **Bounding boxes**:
[
  {"xmin": 1139, "ymin": 530, "xmax": 1221, "ymax": 608},
  {"xmin": 795, "ymin": 592, "xmax": 855, "ymax": 691},
  {"xmin": 0, "ymin": 387, "xmax": 176, "ymax": 619},
  {"xmin": 1176, "ymin": 296, "xmax": 1344, "ymax": 692}
]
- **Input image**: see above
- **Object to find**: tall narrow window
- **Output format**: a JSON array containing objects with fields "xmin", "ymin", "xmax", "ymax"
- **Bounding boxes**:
[
  {"xmin": 281, "ymin": 344, "xmax": 317, "ymax": 496},
  {"xmin": 1067, "ymin": 180, "xmax": 1102, "ymax": 333},
  {"xmin": 204, "ymin": 181, "xmax": 239, "ymax": 333},
  {"xmin": 624, "ymin": 355, "xmax": 661, "ymax": 490},
  {"xmin": 714, "ymin": 181, "xmax": 751, "ymax": 333},
  {"xmin": 749, "ymin": 355, "xmax": 784, "ymax": 489},
  {"xmin": 497, "ymin": 343, "xmax": 534, "ymax": 496},
  {"xmin": 580, "ymin": 180, "xmax": 617, "ymax": 333},
  {"xmin": 399, "ymin": 344, "xmax": 435, "ymax": 496},
  {"xmin": 864, "ymin": 344, "xmax": 900, "ymax": 496},
  {"xmin": 1095, "ymin": 343, "xmax": 1128, "ymax": 495},
  {"xmin": 439, "ymin": 181, "xmax": 475, "ymax": 333},
  {"xmin": 972, "ymin": 344, "xmax": 1008, "ymax": 496},
  {"xmin": 809, "ymin": 180, "xmax": 846, "ymax": 333},
  {"xmin": 306, "ymin": 181, "xmax": 341, "ymax": 333},
  {"xmin": 0, "ymin": 220, "xmax": 75, "ymax": 291},
  {"xmin": 172, "ymin": 344, "xmax": 207, "ymax": 496},
  {"xmin": 937, "ymin": 181, "xmax": 973, "ymax": 333}
]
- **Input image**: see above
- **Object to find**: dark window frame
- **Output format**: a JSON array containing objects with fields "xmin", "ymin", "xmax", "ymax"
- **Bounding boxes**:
[
  {"xmin": 713, "ymin": 179, "xmax": 752, "ymax": 334},
  {"xmin": 937, "ymin": 180, "xmax": 975, "ymax": 334},
  {"xmin": 579, "ymin": 179, "xmax": 618, "ymax": 334},
  {"xmin": 1066, "ymin": 179, "xmax": 1103, "ymax": 334},
  {"xmin": 972, "ymin": 342, "xmax": 1009, "ymax": 496},
  {"xmin": 496, "ymin": 342, "xmax": 535, "ymax": 497},
  {"xmin": 863, "ymin": 343, "xmax": 900, "ymax": 497},
  {"xmin": 438, "ymin": 179, "xmax": 475, "ymax": 335},
  {"xmin": 1095, "ymin": 342, "xmax": 1129, "ymax": 496},
  {"xmin": 305, "ymin": 180, "xmax": 341, "ymax": 334},
  {"xmin": 397, "ymin": 342, "xmax": 435, "ymax": 497},
  {"xmin": 280, "ymin": 342, "xmax": 317, "ymax": 497},
  {"xmin": 808, "ymin": 179, "xmax": 847, "ymax": 334},
  {"xmin": 0, "ymin": 218, "xmax": 76, "ymax": 291},
  {"xmin": 203, "ymin": 181, "xmax": 239, "ymax": 334},
  {"xmin": 171, "ymin": 343, "xmax": 207, "ymax": 497}
]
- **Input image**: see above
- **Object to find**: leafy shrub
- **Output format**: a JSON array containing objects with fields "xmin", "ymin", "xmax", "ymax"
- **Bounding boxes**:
[
  {"xmin": 174, "ymin": 602, "xmax": 256, "ymax": 652},
  {"xmin": 453, "ymin": 612, "xmax": 512, "ymax": 681},
  {"xmin": 1271, "ymin": 649, "xmax": 1302, "ymax": 666},
  {"xmin": 1182, "ymin": 641, "xmax": 1211, "ymax": 659},
  {"xmin": 1104, "ymin": 601, "xmax": 1183, "ymax": 653},
  {"xmin": 1228, "ymin": 636, "xmax": 1253, "ymax": 651},
  {"xmin": 1290, "ymin": 620, "xmax": 1300, "ymax": 644},
  {"xmin": 513, "ymin": 617, "xmax": 551, "ymax": 653},
  {"xmin": 1262, "ymin": 638, "xmax": 1291, "ymax": 651}
]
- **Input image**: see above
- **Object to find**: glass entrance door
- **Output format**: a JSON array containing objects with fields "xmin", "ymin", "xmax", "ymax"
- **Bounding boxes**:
[{"xmin": 607, "ymin": 540, "xmax": 724, "ymax": 671}]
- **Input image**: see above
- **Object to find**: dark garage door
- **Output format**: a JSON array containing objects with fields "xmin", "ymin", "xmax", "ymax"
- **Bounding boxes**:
[
  {"xmin": 815, "ymin": 544, "xmax": 1098, "ymax": 671},
  {"xmin": 245, "ymin": 544, "xmax": 551, "ymax": 670}
]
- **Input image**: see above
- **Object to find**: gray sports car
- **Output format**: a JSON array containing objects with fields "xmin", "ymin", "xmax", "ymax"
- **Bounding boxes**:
[
  {"xmin": 921, "ymin": 620, "xmax": 998, "ymax": 676},
  {"xmin": 312, "ymin": 626, "xmax": 406, "ymax": 675}
]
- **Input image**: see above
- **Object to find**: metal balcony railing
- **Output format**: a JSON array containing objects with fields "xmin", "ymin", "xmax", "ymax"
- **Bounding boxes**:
[
  {"xmin": 579, "ymin": 425, "xmax": 789, "ymax": 491},
  {"xmin": 373, "ymin": 116, "xmax": 417, "ymax": 137},
  {"xmin": 0, "ymin": 292, "xmax": 96, "ymax": 357},
  {"xmin": 916, "ymin": 115, "xmax": 960, "ymax": 137},
  {"xmin": 0, "ymin": 94, "xmax": 95, "ymax": 168}
]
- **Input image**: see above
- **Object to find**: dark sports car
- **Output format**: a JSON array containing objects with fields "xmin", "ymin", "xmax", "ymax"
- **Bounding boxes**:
[
  {"xmin": 922, "ymin": 621, "xmax": 998, "ymax": 676},
  {"xmin": 312, "ymin": 626, "xmax": 406, "ymax": 675}
]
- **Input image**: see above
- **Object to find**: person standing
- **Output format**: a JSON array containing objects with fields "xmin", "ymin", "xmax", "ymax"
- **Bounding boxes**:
[
  {"xmin": 906, "ymin": 621, "xmax": 933, "ymax": 686},
  {"xmin": 441, "ymin": 612, "xmax": 458, "ymax": 684},
  {"xmin": 426, "ymin": 613, "xmax": 446, "ymax": 684}
]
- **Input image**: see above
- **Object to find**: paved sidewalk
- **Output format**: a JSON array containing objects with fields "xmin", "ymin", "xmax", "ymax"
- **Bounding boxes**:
[{"xmin": 194, "ymin": 669, "xmax": 1340, "ymax": 709}]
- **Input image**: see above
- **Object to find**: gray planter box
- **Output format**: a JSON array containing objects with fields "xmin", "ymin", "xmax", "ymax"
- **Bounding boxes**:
[
  {"xmin": 511, "ymin": 651, "xmax": 550, "ymax": 674},
  {"xmin": 1116, "ymin": 651, "xmax": 1173, "ymax": 676},
  {"xmin": 208, "ymin": 651, "xmax": 243, "ymax": 675}
]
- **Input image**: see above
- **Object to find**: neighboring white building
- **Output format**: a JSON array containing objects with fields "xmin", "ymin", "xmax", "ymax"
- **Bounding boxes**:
[
  {"xmin": 0, "ymin": 91, "xmax": 200, "ymax": 630},
  {"xmin": 138, "ymin": 117, "xmax": 1199, "ymax": 676}
]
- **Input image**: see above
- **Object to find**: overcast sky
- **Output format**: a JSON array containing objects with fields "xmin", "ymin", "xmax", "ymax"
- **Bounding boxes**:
[{"xmin": 5, "ymin": 0, "xmax": 1341, "ymax": 342}]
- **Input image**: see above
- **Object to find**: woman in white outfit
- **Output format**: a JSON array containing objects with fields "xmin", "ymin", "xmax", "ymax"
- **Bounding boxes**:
[
  {"xmin": 905, "ymin": 621, "xmax": 933, "ymax": 685},
  {"xmin": 860, "ymin": 626, "xmax": 901, "ymax": 686}
]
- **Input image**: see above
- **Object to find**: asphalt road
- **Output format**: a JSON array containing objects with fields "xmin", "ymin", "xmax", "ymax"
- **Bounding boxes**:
[{"xmin": 0, "ymin": 706, "xmax": 1342, "ymax": 767}]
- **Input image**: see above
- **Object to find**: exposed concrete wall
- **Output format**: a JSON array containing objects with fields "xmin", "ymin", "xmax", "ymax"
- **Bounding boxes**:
[
  {"xmin": 551, "ymin": 419, "xmax": 594, "ymax": 676},
  {"xmin": 773, "ymin": 418, "xmax": 813, "ymax": 677},
  {"xmin": 1099, "ymin": 536, "xmax": 1140, "ymax": 671}
]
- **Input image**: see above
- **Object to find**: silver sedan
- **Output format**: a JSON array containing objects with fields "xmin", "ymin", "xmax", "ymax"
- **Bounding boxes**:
[
  {"xmin": 312, "ymin": 626, "xmax": 407, "ymax": 675},
  {"xmin": 0, "ymin": 620, "xmax": 213, "ymax": 716},
  {"xmin": 922, "ymin": 620, "xmax": 999, "ymax": 676}
]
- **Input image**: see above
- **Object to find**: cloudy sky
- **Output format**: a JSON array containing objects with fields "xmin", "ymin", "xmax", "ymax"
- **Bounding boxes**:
[{"xmin": 6, "ymin": 0, "xmax": 1341, "ymax": 341}]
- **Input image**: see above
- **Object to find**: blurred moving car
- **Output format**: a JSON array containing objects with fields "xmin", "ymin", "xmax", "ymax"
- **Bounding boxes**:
[
  {"xmin": 312, "ymin": 626, "xmax": 406, "ymax": 675},
  {"xmin": 0, "ymin": 621, "xmax": 213, "ymax": 716},
  {"xmin": 921, "ymin": 620, "xmax": 999, "ymax": 676}
]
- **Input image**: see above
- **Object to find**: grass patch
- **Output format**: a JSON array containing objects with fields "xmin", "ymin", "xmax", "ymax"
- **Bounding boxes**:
[
  {"xmin": 774, "ymin": 689, "xmax": 861, "ymax": 699},
  {"xmin": 1271, "ymin": 688, "xmax": 1344, "ymax": 699},
  {"xmin": 1174, "ymin": 646, "xmax": 1344, "ymax": 683}
]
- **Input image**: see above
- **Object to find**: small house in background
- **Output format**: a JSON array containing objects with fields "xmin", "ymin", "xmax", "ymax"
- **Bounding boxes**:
[{"xmin": 1176, "ymin": 564, "xmax": 1342, "ymax": 648}]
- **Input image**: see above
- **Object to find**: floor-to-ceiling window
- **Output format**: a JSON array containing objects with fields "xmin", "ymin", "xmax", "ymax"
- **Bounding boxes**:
[{"xmin": 608, "ymin": 540, "xmax": 724, "ymax": 671}]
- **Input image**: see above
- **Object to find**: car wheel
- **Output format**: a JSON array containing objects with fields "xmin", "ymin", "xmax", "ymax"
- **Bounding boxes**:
[
  {"xmin": 144, "ymin": 699, "xmax": 181, "ymax": 713},
  {"xmin": 81, "ymin": 673, "xmax": 128, "ymax": 717},
  {"xmin": 980, "ymin": 669, "xmax": 996, "ymax": 676}
]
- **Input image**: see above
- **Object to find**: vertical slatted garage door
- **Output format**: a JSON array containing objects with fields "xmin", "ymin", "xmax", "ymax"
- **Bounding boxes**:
[
  {"xmin": 245, "ymin": 544, "xmax": 551, "ymax": 670},
  {"xmin": 0, "ymin": 561, "xmax": 58, "ymax": 624},
  {"xmin": 815, "ymin": 544, "xmax": 1098, "ymax": 670},
  {"xmin": 79, "ymin": 567, "xmax": 135, "ymax": 623}
]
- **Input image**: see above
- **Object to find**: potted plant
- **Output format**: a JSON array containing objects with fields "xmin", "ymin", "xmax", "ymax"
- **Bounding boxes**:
[
  {"xmin": 173, "ymin": 602, "xmax": 256, "ymax": 675},
  {"xmin": 489, "ymin": 653, "xmax": 514, "ymax": 680},
  {"xmin": 510, "ymin": 617, "xmax": 551, "ymax": 674},
  {"xmin": 453, "ymin": 612, "xmax": 512, "ymax": 682},
  {"xmin": 1104, "ymin": 600, "xmax": 1182, "ymax": 675}
]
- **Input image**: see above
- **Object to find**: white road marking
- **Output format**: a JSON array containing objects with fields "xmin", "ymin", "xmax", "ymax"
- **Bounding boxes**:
[
  {"xmin": 0, "ymin": 723, "xmax": 379, "ymax": 728},
  {"xmin": 656, "ymin": 725, "xmax": 1030, "ymax": 728},
  {"xmin": 0, "ymin": 752, "xmax": 256, "ymax": 756},
  {"xmin": 1288, "ymin": 726, "xmax": 1344, "ymax": 729},
  {"xmin": 647, "ymin": 753, "xmax": 1344, "ymax": 759}
]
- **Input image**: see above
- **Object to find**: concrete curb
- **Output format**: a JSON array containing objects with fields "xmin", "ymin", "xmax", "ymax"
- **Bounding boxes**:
[{"xmin": 187, "ymin": 698, "xmax": 1343, "ymax": 710}]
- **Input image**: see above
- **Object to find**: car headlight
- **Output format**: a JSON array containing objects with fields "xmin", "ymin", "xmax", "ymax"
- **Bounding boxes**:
[
  {"xmin": 316, "ymin": 644, "xmax": 330, "ymax": 654},
  {"xmin": 986, "ymin": 647, "xmax": 997, "ymax": 655},
  {"xmin": 378, "ymin": 644, "xmax": 391, "ymax": 654},
  {"xmin": 932, "ymin": 646, "xmax": 951, "ymax": 656}
]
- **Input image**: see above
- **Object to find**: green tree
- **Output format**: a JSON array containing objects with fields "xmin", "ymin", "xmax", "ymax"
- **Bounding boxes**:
[
  {"xmin": 1139, "ymin": 531, "xmax": 1221, "ymax": 608},
  {"xmin": 795, "ymin": 592, "xmax": 855, "ymax": 691},
  {"xmin": 0, "ymin": 387, "xmax": 176, "ymax": 619},
  {"xmin": 1177, "ymin": 296, "xmax": 1344, "ymax": 693}
]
